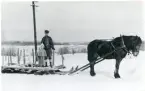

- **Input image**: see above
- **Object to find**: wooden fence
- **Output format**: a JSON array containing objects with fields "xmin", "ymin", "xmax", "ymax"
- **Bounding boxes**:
[
  {"xmin": 1, "ymin": 48, "xmax": 65, "ymax": 67},
  {"xmin": 1, "ymin": 48, "xmax": 36, "ymax": 66}
]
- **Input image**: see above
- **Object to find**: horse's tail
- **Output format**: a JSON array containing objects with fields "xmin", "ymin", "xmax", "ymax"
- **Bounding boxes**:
[
  {"xmin": 87, "ymin": 44, "xmax": 92, "ymax": 62},
  {"xmin": 87, "ymin": 40, "xmax": 99, "ymax": 62}
]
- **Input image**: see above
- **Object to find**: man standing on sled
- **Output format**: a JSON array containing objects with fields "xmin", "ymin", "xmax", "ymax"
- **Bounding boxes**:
[{"xmin": 41, "ymin": 30, "xmax": 55, "ymax": 68}]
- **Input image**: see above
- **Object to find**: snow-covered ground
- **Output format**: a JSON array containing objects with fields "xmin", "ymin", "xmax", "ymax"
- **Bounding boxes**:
[{"xmin": 1, "ymin": 51, "xmax": 145, "ymax": 91}]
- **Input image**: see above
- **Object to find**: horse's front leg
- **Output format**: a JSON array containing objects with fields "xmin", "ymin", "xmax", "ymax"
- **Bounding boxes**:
[
  {"xmin": 90, "ymin": 61, "xmax": 96, "ymax": 76},
  {"xmin": 114, "ymin": 59, "xmax": 122, "ymax": 78}
]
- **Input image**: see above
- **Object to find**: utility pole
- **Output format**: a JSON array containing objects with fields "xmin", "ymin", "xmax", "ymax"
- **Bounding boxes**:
[{"xmin": 31, "ymin": 1, "xmax": 38, "ymax": 62}]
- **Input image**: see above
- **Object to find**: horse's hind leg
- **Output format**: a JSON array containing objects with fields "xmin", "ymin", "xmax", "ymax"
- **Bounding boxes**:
[
  {"xmin": 114, "ymin": 59, "xmax": 122, "ymax": 78},
  {"xmin": 90, "ymin": 61, "xmax": 96, "ymax": 76},
  {"xmin": 88, "ymin": 52, "xmax": 96, "ymax": 76}
]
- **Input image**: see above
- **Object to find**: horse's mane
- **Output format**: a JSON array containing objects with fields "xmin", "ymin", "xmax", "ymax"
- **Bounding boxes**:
[
  {"xmin": 112, "ymin": 35, "xmax": 141, "ymax": 42},
  {"xmin": 111, "ymin": 35, "xmax": 142, "ymax": 51}
]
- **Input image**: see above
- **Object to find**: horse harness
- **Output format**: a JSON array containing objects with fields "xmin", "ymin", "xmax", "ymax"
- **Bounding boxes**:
[
  {"xmin": 110, "ymin": 36, "xmax": 131, "ymax": 55},
  {"xmin": 95, "ymin": 36, "xmax": 131, "ymax": 58}
]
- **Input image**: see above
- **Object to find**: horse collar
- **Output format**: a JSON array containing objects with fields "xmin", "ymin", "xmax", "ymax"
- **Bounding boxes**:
[
  {"xmin": 121, "ymin": 36, "xmax": 130, "ymax": 54},
  {"xmin": 111, "ymin": 36, "xmax": 130, "ymax": 55}
]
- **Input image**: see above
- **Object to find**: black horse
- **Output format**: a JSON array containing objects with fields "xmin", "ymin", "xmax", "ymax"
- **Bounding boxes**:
[{"xmin": 87, "ymin": 35, "xmax": 142, "ymax": 78}]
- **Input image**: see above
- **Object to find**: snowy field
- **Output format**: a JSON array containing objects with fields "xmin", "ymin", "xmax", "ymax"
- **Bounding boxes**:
[
  {"xmin": 1, "ymin": 49, "xmax": 145, "ymax": 91},
  {"xmin": 1, "ymin": 45, "xmax": 87, "ymax": 55}
]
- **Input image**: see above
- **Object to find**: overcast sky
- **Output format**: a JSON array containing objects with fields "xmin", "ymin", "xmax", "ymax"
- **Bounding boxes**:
[{"xmin": 1, "ymin": 1, "xmax": 144, "ymax": 42}]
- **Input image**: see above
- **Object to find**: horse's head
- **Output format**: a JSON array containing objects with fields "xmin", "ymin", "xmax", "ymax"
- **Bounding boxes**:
[{"xmin": 130, "ymin": 36, "xmax": 142, "ymax": 56}]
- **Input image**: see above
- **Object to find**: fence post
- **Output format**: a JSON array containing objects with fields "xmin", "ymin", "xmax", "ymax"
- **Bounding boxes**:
[
  {"xmin": 10, "ymin": 48, "xmax": 12, "ymax": 65},
  {"xmin": 4, "ymin": 48, "xmax": 7, "ymax": 65},
  {"xmin": 23, "ymin": 49, "xmax": 26, "ymax": 65},
  {"xmin": 35, "ymin": 50, "xmax": 38, "ymax": 65},
  {"xmin": 38, "ymin": 48, "xmax": 40, "ymax": 66},
  {"xmin": 8, "ymin": 55, "xmax": 10, "ymax": 66},
  {"xmin": 32, "ymin": 49, "xmax": 34, "ymax": 67},
  {"xmin": 2, "ymin": 48, "xmax": 4, "ymax": 66},
  {"xmin": 61, "ymin": 54, "xmax": 64, "ymax": 66},
  {"xmin": 17, "ymin": 48, "xmax": 20, "ymax": 65},
  {"xmin": 52, "ymin": 50, "xmax": 55, "ymax": 66},
  {"xmin": 20, "ymin": 50, "xmax": 22, "ymax": 64}
]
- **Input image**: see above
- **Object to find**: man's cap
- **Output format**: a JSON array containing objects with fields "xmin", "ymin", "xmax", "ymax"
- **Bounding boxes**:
[{"xmin": 45, "ymin": 30, "xmax": 49, "ymax": 33}]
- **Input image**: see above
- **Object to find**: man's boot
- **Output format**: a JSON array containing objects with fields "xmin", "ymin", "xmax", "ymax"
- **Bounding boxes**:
[
  {"xmin": 50, "ymin": 62, "xmax": 53, "ymax": 68},
  {"xmin": 45, "ymin": 62, "xmax": 48, "ymax": 67},
  {"xmin": 44, "ymin": 59, "xmax": 49, "ymax": 67},
  {"xmin": 49, "ymin": 59, "xmax": 53, "ymax": 68}
]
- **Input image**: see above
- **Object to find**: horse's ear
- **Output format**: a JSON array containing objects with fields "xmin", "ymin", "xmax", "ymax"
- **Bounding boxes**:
[
  {"xmin": 120, "ymin": 34, "xmax": 122, "ymax": 37},
  {"xmin": 135, "ymin": 35, "xmax": 138, "ymax": 39}
]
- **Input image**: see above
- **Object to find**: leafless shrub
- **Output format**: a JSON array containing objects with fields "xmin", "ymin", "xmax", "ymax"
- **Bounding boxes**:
[{"xmin": 58, "ymin": 47, "xmax": 70, "ymax": 55}]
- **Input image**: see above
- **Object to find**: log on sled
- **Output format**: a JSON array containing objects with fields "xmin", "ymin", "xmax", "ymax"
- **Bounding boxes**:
[{"xmin": 1, "ymin": 65, "xmax": 66, "ymax": 75}]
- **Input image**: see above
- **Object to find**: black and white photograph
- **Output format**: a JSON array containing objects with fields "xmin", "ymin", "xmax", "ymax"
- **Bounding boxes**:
[{"xmin": 1, "ymin": 1, "xmax": 145, "ymax": 91}]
